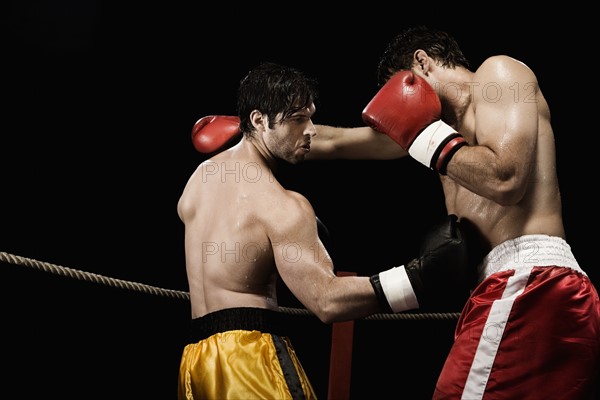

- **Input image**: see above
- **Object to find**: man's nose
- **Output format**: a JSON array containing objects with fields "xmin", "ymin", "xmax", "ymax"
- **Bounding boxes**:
[{"xmin": 306, "ymin": 120, "xmax": 317, "ymax": 137}]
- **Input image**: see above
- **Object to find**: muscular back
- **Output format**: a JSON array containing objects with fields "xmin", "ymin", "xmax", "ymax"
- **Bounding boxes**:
[
  {"xmin": 178, "ymin": 145, "xmax": 285, "ymax": 318},
  {"xmin": 443, "ymin": 56, "xmax": 564, "ymax": 252}
]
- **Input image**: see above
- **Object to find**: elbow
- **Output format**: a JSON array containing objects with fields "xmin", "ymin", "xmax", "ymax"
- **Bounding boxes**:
[
  {"xmin": 311, "ymin": 308, "xmax": 336, "ymax": 325},
  {"xmin": 490, "ymin": 179, "xmax": 527, "ymax": 206},
  {"xmin": 310, "ymin": 298, "xmax": 341, "ymax": 324},
  {"xmin": 315, "ymin": 313, "xmax": 337, "ymax": 325},
  {"xmin": 480, "ymin": 163, "xmax": 528, "ymax": 205}
]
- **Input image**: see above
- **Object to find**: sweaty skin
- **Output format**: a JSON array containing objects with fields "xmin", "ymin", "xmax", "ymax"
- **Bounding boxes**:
[
  {"xmin": 311, "ymin": 55, "xmax": 563, "ymax": 253},
  {"xmin": 178, "ymin": 105, "xmax": 379, "ymax": 323}
]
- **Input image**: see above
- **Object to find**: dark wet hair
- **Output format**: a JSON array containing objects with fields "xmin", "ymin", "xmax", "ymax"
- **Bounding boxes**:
[
  {"xmin": 377, "ymin": 26, "xmax": 470, "ymax": 86},
  {"xmin": 237, "ymin": 62, "xmax": 318, "ymax": 136}
]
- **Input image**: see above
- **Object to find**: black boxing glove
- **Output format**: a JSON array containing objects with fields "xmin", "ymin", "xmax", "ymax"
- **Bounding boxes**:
[{"xmin": 370, "ymin": 214, "xmax": 471, "ymax": 312}]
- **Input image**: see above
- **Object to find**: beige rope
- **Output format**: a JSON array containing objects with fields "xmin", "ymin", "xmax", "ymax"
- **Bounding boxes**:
[{"xmin": 0, "ymin": 251, "xmax": 460, "ymax": 321}]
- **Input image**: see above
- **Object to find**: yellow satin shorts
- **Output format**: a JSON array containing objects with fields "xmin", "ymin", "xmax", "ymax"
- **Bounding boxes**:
[{"xmin": 178, "ymin": 329, "xmax": 317, "ymax": 400}]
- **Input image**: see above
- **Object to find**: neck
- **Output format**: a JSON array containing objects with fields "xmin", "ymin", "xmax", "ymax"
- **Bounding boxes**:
[
  {"xmin": 242, "ymin": 136, "xmax": 279, "ymax": 174},
  {"xmin": 439, "ymin": 68, "xmax": 473, "ymax": 127}
]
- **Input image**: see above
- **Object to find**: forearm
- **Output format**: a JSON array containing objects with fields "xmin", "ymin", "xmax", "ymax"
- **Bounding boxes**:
[
  {"xmin": 313, "ymin": 276, "xmax": 382, "ymax": 323},
  {"xmin": 446, "ymin": 146, "xmax": 527, "ymax": 205},
  {"xmin": 309, "ymin": 125, "xmax": 407, "ymax": 160}
]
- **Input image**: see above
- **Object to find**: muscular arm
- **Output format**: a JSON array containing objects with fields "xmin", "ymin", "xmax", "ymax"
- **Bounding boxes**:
[
  {"xmin": 271, "ymin": 192, "xmax": 381, "ymax": 323},
  {"xmin": 446, "ymin": 56, "xmax": 539, "ymax": 205},
  {"xmin": 308, "ymin": 125, "xmax": 408, "ymax": 160}
]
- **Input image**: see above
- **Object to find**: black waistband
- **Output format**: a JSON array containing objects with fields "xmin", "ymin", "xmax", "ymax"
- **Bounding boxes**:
[{"xmin": 189, "ymin": 307, "xmax": 290, "ymax": 343}]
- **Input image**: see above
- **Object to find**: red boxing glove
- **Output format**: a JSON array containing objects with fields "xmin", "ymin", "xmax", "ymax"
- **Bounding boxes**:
[
  {"xmin": 191, "ymin": 115, "xmax": 241, "ymax": 154},
  {"xmin": 362, "ymin": 71, "xmax": 466, "ymax": 174}
]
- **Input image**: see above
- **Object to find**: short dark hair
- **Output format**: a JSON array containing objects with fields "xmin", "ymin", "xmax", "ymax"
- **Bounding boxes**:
[
  {"xmin": 237, "ymin": 62, "xmax": 318, "ymax": 136},
  {"xmin": 377, "ymin": 26, "xmax": 470, "ymax": 85}
]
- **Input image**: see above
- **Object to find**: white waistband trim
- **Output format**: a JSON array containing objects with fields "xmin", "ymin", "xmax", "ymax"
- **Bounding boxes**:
[{"xmin": 478, "ymin": 235, "xmax": 584, "ymax": 281}]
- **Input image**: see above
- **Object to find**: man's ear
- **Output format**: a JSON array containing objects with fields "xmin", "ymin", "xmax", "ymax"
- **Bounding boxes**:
[
  {"xmin": 414, "ymin": 49, "xmax": 430, "ymax": 73},
  {"xmin": 250, "ymin": 109, "xmax": 267, "ymax": 132}
]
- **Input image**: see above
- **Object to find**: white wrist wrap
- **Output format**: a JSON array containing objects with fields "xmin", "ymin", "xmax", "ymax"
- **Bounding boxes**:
[
  {"xmin": 408, "ymin": 120, "xmax": 457, "ymax": 169},
  {"xmin": 378, "ymin": 265, "xmax": 419, "ymax": 312}
]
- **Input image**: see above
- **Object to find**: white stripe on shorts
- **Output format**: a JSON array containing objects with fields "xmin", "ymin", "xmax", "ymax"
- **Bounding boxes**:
[{"xmin": 461, "ymin": 267, "xmax": 531, "ymax": 399}]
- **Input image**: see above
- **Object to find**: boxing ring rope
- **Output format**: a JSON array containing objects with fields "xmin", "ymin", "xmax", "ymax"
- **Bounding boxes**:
[
  {"xmin": 1, "ymin": 250, "xmax": 460, "ymax": 400},
  {"xmin": 0, "ymin": 251, "xmax": 460, "ymax": 321}
]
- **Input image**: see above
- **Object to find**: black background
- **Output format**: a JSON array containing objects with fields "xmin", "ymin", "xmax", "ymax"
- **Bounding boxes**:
[{"xmin": 1, "ymin": 3, "xmax": 594, "ymax": 399}]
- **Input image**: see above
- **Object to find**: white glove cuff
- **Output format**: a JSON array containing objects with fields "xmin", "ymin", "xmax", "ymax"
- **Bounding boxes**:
[
  {"xmin": 379, "ymin": 265, "xmax": 419, "ymax": 312},
  {"xmin": 408, "ymin": 120, "xmax": 457, "ymax": 169}
]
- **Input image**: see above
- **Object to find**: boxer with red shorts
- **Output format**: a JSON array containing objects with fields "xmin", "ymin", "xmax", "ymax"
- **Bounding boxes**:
[{"xmin": 311, "ymin": 26, "xmax": 600, "ymax": 399}]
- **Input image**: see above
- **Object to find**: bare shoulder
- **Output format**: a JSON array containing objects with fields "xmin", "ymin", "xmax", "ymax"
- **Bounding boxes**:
[
  {"xmin": 472, "ymin": 56, "xmax": 540, "ymax": 108},
  {"xmin": 268, "ymin": 189, "xmax": 315, "ymax": 225},
  {"xmin": 476, "ymin": 55, "xmax": 538, "ymax": 83},
  {"xmin": 260, "ymin": 188, "xmax": 317, "ymax": 240},
  {"xmin": 176, "ymin": 162, "xmax": 206, "ymax": 221}
]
